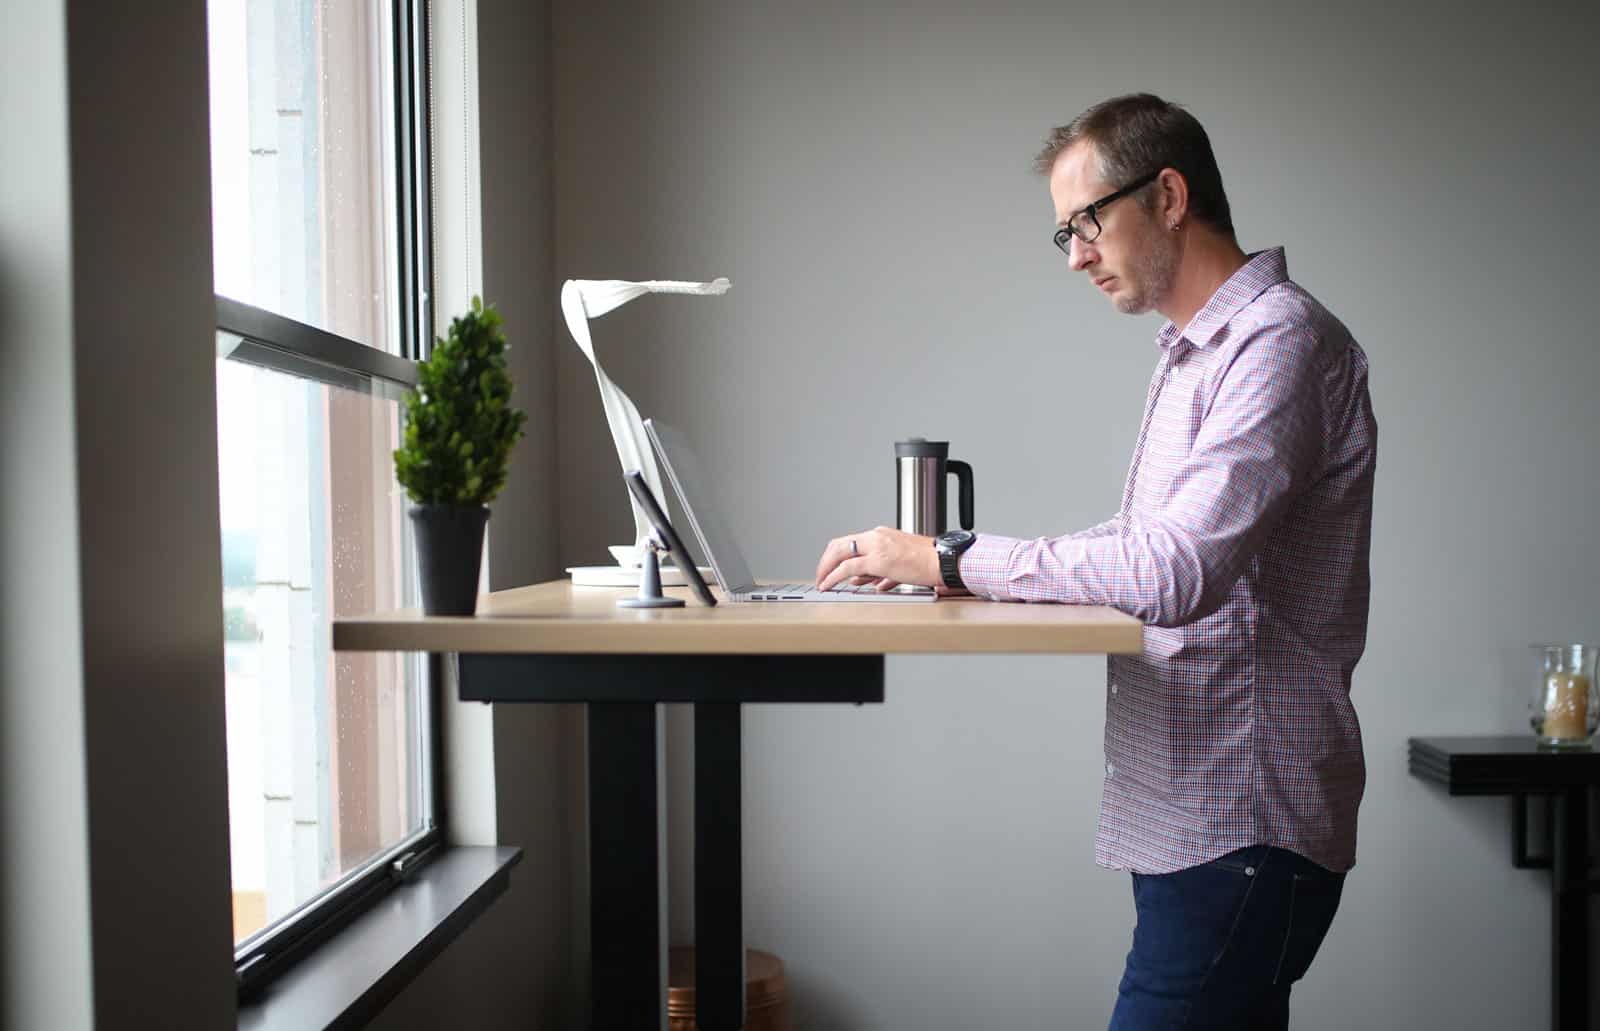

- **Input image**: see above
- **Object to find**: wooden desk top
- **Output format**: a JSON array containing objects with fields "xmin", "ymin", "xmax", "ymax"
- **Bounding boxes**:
[{"xmin": 333, "ymin": 579, "xmax": 1144, "ymax": 656}]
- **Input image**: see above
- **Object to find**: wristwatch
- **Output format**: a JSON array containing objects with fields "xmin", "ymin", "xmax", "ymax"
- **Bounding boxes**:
[{"xmin": 935, "ymin": 529, "xmax": 977, "ymax": 591}]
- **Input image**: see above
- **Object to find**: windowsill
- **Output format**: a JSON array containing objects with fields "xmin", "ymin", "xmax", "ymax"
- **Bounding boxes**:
[{"xmin": 237, "ymin": 845, "xmax": 522, "ymax": 1031}]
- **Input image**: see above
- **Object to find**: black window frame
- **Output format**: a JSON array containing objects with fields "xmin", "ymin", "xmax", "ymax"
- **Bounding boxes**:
[{"xmin": 216, "ymin": 0, "xmax": 443, "ymax": 999}]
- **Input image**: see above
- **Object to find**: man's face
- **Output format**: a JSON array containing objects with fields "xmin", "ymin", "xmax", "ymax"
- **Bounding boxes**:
[{"xmin": 1048, "ymin": 143, "xmax": 1175, "ymax": 316}]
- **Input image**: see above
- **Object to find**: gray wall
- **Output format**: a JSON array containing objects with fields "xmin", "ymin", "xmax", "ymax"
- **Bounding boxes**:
[
  {"xmin": 480, "ymin": 0, "xmax": 588, "ymax": 1023},
  {"xmin": 9, "ymin": 1, "xmax": 1596, "ymax": 1027},
  {"xmin": 373, "ymin": 1, "xmax": 585, "ymax": 1028},
  {"xmin": 1, "ymin": 2, "xmax": 235, "ymax": 1028},
  {"xmin": 550, "ymin": 2, "xmax": 1600, "ymax": 1028}
]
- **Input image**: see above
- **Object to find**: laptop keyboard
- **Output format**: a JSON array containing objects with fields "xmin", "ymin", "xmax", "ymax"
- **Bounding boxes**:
[
  {"xmin": 749, "ymin": 582, "xmax": 927, "ymax": 599},
  {"xmin": 751, "ymin": 583, "xmax": 818, "ymax": 599}
]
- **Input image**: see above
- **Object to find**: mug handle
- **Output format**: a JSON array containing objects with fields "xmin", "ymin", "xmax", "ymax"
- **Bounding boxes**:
[{"xmin": 947, "ymin": 460, "xmax": 975, "ymax": 530}]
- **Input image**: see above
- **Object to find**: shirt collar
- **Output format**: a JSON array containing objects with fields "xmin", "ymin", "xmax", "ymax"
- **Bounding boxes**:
[{"xmin": 1155, "ymin": 247, "xmax": 1289, "ymax": 352}]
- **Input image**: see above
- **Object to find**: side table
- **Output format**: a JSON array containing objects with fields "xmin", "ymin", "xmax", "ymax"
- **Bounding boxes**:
[{"xmin": 1408, "ymin": 736, "xmax": 1600, "ymax": 1031}]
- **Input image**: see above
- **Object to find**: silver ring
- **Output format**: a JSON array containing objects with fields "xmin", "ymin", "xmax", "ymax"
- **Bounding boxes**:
[{"xmin": 849, "ymin": 538, "xmax": 859, "ymax": 557}]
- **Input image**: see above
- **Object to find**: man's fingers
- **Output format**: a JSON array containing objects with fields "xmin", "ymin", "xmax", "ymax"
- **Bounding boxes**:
[
  {"xmin": 818, "ymin": 557, "xmax": 869, "ymax": 592},
  {"xmin": 814, "ymin": 537, "xmax": 848, "ymax": 585},
  {"xmin": 873, "ymin": 578, "xmax": 902, "ymax": 592},
  {"xmin": 816, "ymin": 533, "xmax": 871, "ymax": 586}
]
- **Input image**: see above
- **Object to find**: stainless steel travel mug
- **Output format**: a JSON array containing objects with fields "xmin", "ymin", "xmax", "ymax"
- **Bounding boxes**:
[{"xmin": 895, "ymin": 439, "xmax": 974, "ymax": 536}]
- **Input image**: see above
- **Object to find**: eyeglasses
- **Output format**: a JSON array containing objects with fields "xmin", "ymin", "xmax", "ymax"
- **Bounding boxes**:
[{"xmin": 1051, "ymin": 169, "xmax": 1161, "ymax": 255}]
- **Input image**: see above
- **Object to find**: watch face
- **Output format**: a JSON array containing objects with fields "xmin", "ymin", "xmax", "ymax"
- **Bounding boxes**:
[{"xmin": 939, "ymin": 530, "xmax": 976, "ymax": 550}]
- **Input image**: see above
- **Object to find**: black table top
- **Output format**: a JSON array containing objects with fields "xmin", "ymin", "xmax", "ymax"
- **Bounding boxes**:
[{"xmin": 1408, "ymin": 735, "xmax": 1600, "ymax": 795}]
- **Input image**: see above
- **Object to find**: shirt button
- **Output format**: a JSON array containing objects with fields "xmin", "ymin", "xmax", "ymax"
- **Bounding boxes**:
[
  {"xmin": 1244, "ymin": 866, "xmax": 1256, "ymax": 876},
  {"xmin": 1105, "ymin": 761, "xmax": 1115, "ymax": 778},
  {"xmin": 1110, "ymin": 682, "xmax": 1119, "ymax": 696}
]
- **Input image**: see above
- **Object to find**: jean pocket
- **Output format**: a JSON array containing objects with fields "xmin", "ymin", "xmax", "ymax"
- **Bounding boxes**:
[
  {"xmin": 1272, "ymin": 870, "xmax": 1346, "ymax": 985},
  {"xmin": 1128, "ymin": 863, "xmax": 1262, "ymax": 1001}
]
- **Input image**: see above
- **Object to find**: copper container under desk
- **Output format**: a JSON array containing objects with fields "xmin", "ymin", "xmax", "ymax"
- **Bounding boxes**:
[{"xmin": 668, "ymin": 947, "xmax": 790, "ymax": 1031}]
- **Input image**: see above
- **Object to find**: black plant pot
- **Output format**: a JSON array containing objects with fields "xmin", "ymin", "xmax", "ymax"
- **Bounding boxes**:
[{"xmin": 409, "ymin": 504, "xmax": 490, "ymax": 616}]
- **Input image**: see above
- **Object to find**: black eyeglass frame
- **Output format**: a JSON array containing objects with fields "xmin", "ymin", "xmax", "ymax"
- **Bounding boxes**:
[{"xmin": 1052, "ymin": 168, "xmax": 1163, "ymax": 255}]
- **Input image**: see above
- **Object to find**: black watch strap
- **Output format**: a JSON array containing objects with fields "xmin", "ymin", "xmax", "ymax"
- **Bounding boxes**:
[
  {"xmin": 939, "ymin": 550, "xmax": 965, "ymax": 591},
  {"xmin": 936, "ymin": 531, "xmax": 976, "ymax": 591}
]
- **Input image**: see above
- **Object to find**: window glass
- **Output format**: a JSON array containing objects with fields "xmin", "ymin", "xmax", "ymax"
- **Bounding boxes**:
[
  {"xmin": 208, "ymin": 0, "xmax": 427, "ymax": 947},
  {"xmin": 218, "ymin": 352, "xmax": 426, "ymax": 944},
  {"xmin": 208, "ymin": 0, "xmax": 401, "ymax": 354}
]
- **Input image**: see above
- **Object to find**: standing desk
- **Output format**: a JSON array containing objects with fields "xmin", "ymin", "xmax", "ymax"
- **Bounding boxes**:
[{"xmin": 335, "ymin": 579, "xmax": 1144, "ymax": 1030}]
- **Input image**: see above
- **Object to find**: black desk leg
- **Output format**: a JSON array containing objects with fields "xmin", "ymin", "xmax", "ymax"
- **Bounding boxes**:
[
  {"xmin": 588, "ymin": 703, "xmax": 666, "ymax": 1031},
  {"xmin": 1550, "ymin": 786, "xmax": 1588, "ymax": 1031},
  {"xmin": 696, "ymin": 702, "xmax": 745, "ymax": 1031}
]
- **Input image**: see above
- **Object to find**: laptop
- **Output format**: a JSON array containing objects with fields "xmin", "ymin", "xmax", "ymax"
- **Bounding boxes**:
[{"xmin": 644, "ymin": 418, "xmax": 936, "ymax": 604}]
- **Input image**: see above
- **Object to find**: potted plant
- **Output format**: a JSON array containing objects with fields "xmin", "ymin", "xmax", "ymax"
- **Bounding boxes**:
[{"xmin": 394, "ymin": 296, "xmax": 527, "ymax": 615}]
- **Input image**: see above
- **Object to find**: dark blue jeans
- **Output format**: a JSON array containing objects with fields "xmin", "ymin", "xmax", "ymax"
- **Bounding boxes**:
[{"xmin": 1108, "ymin": 846, "xmax": 1346, "ymax": 1030}]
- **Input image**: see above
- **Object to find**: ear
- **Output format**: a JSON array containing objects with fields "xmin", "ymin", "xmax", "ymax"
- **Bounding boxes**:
[{"xmin": 1156, "ymin": 168, "xmax": 1189, "ymax": 230}]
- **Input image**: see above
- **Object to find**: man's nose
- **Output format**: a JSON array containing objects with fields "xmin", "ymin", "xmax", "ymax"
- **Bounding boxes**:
[{"xmin": 1068, "ymin": 234, "xmax": 1094, "ymax": 271}]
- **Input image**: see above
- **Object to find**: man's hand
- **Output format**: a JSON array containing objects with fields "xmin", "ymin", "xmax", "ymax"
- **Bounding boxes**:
[{"xmin": 814, "ymin": 526, "xmax": 943, "ymax": 593}]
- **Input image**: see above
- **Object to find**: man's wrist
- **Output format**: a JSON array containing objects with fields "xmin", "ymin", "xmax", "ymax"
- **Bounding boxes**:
[{"xmin": 934, "ymin": 530, "xmax": 978, "ymax": 590}]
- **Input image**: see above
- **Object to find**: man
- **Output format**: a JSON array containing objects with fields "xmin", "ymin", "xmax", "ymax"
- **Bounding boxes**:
[{"xmin": 813, "ymin": 93, "xmax": 1376, "ymax": 1029}]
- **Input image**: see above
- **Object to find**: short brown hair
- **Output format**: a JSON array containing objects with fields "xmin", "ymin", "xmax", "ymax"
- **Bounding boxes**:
[{"xmin": 1034, "ymin": 93, "xmax": 1234, "ymax": 237}]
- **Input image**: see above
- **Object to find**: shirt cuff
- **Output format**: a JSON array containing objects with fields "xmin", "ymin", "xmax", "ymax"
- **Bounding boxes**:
[{"xmin": 958, "ymin": 533, "xmax": 1022, "ymax": 601}]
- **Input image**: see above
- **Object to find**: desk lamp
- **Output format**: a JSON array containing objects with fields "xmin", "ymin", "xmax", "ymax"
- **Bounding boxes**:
[{"xmin": 560, "ymin": 277, "xmax": 730, "ymax": 579}]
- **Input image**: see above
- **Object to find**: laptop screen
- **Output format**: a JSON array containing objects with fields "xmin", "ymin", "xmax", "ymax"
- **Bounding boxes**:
[{"xmin": 643, "ymin": 418, "xmax": 758, "ymax": 593}]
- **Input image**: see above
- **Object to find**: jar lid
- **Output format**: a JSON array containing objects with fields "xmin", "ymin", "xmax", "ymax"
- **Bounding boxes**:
[{"xmin": 667, "ymin": 947, "xmax": 788, "ymax": 1013}]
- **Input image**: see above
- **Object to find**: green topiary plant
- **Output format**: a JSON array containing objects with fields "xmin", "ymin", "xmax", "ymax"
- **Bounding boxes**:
[{"xmin": 394, "ymin": 296, "xmax": 528, "ymax": 506}]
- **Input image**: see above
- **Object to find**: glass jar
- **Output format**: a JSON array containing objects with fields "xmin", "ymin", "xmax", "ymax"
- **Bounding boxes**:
[{"xmin": 1529, "ymin": 644, "xmax": 1600, "ymax": 747}]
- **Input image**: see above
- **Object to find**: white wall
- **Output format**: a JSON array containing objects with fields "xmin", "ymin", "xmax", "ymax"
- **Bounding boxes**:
[
  {"xmin": 0, "ymin": 3, "xmax": 94, "ymax": 1026},
  {"xmin": 4, "ymin": 3, "xmax": 586, "ymax": 1027},
  {"xmin": 69, "ymin": 2, "xmax": 238, "ymax": 1024},
  {"xmin": 550, "ymin": 2, "xmax": 1600, "ymax": 1028},
  {"xmin": 1, "ymin": 1, "xmax": 236, "ymax": 1027}
]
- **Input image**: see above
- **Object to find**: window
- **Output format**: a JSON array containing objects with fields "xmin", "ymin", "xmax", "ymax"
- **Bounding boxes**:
[{"xmin": 208, "ymin": 0, "xmax": 438, "ymax": 989}]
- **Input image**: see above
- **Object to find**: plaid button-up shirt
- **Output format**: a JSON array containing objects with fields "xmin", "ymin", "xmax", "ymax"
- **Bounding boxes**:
[{"xmin": 961, "ymin": 248, "xmax": 1375, "ymax": 874}]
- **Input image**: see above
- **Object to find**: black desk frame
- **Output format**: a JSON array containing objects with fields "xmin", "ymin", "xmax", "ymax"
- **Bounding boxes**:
[
  {"xmin": 461, "ymin": 653, "xmax": 884, "ymax": 1031},
  {"xmin": 1408, "ymin": 736, "xmax": 1600, "ymax": 1031}
]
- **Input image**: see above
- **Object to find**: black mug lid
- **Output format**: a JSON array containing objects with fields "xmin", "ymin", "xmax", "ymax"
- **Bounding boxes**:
[{"xmin": 895, "ymin": 438, "xmax": 949, "ymax": 458}]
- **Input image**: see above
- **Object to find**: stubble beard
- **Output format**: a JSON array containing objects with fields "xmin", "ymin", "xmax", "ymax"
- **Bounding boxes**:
[{"xmin": 1114, "ymin": 221, "xmax": 1180, "ymax": 316}]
